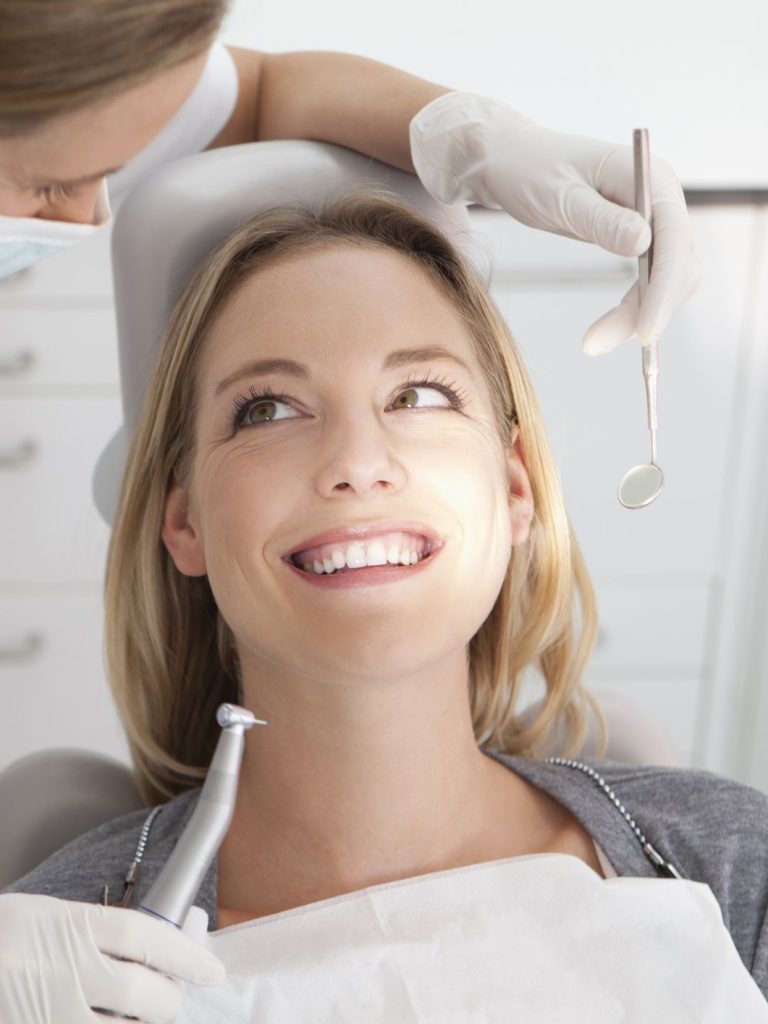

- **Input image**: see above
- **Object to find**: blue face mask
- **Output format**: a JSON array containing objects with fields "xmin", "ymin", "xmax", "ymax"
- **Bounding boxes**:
[{"xmin": 0, "ymin": 181, "xmax": 112, "ymax": 279}]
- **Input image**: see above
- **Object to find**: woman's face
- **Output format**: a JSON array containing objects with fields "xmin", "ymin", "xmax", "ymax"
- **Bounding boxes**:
[
  {"xmin": 0, "ymin": 51, "xmax": 208, "ymax": 221},
  {"xmin": 164, "ymin": 243, "xmax": 534, "ymax": 685}
]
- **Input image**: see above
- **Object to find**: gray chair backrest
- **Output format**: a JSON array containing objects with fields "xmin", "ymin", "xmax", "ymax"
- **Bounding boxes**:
[{"xmin": 0, "ymin": 748, "xmax": 144, "ymax": 890}]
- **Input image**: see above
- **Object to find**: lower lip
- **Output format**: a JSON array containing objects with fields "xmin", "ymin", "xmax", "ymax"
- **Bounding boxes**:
[{"xmin": 282, "ymin": 548, "xmax": 442, "ymax": 588}]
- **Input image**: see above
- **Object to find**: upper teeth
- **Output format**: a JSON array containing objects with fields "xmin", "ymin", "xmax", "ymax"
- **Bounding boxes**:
[{"xmin": 293, "ymin": 532, "xmax": 430, "ymax": 575}]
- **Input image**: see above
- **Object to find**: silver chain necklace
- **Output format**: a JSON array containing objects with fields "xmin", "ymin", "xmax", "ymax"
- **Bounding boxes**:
[
  {"xmin": 102, "ymin": 805, "xmax": 163, "ymax": 907},
  {"xmin": 545, "ymin": 757, "xmax": 683, "ymax": 879}
]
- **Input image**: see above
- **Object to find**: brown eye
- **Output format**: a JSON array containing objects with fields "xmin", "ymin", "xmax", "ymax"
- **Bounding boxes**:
[
  {"xmin": 244, "ymin": 400, "xmax": 279, "ymax": 425},
  {"xmin": 391, "ymin": 384, "xmax": 453, "ymax": 410},
  {"xmin": 392, "ymin": 388, "xmax": 420, "ymax": 409},
  {"xmin": 232, "ymin": 389, "xmax": 299, "ymax": 430}
]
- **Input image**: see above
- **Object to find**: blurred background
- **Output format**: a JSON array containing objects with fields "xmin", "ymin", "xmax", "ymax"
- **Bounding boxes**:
[{"xmin": 2, "ymin": 0, "xmax": 768, "ymax": 787}]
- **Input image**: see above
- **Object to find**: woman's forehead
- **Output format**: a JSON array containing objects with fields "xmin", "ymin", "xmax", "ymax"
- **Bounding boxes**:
[{"xmin": 201, "ymin": 243, "xmax": 476, "ymax": 373}]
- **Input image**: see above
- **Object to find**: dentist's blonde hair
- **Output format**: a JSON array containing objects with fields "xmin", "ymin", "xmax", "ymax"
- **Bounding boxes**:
[
  {"xmin": 0, "ymin": 0, "xmax": 227, "ymax": 135},
  {"xmin": 106, "ymin": 191, "xmax": 605, "ymax": 805}
]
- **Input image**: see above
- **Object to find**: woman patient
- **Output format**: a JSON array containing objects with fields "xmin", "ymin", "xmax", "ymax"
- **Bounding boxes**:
[{"xmin": 3, "ymin": 193, "xmax": 768, "ymax": 1020}]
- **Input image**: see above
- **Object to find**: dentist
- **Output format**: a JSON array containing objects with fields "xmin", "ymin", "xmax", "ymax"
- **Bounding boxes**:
[{"xmin": 0, "ymin": 0, "xmax": 697, "ymax": 355}]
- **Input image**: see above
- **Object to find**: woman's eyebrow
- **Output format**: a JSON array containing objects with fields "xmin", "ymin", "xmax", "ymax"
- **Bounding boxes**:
[{"xmin": 213, "ymin": 346, "xmax": 473, "ymax": 397}]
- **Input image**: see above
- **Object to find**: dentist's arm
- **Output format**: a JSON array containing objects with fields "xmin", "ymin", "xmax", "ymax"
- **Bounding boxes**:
[
  {"xmin": 0, "ymin": 893, "xmax": 224, "ymax": 1023},
  {"xmin": 212, "ymin": 50, "xmax": 699, "ymax": 355},
  {"xmin": 212, "ymin": 49, "xmax": 446, "ymax": 172}
]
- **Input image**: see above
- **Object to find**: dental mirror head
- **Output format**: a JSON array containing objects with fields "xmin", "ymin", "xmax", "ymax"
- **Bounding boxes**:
[{"xmin": 618, "ymin": 462, "xmax": 664, "ymax": 509}]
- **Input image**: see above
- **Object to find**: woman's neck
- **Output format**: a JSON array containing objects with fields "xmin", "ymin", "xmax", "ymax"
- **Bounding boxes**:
[{"xmin": 215, "ymin": 658, "xmax": 566, "ymax": 923}]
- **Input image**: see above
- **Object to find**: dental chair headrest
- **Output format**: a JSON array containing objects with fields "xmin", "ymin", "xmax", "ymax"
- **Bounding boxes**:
[{"xmin": 93, "ymin": 140, "xmax": 478, "ymax": 523}]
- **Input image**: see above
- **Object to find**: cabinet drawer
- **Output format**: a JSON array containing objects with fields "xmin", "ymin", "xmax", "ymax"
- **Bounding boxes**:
[
  {"xmin": 0, "ymin": 397, "xmax": 121, "ymax": 582},
  {"xmin": 489, "ymin": 284, "xmax": 735, "ymax": 577},
  {"xmin": 0, "ymin": 590, "xmax": 128, "ymax": 772},
  {"xmin": 589, "ymin": 581, "xmax": 711, "ymax": 672},
  {"xmin": 0, "ymin": 308, "xmax": 119, "ymax": 389}
]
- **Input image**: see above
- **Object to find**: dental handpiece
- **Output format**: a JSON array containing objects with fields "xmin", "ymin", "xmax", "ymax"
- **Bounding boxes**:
[
  {"xmin": 634, "ymin": 127, "xmax": 659, "ymax": 464},
  {"xmin": 138, "ymin": 703, "xmax": 267, "ymax": 928}
]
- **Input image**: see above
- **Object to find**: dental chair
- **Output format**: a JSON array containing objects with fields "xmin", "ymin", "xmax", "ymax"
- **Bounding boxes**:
[{"xmin": 0, "ymin": 141, "xmax": 681, "ymax": 891}]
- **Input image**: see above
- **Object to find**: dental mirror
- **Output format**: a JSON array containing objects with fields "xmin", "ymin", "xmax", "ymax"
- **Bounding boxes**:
[
  {"xmin": 618, "ymin": 127, "xmax": 664, "ymax": 510},
  {"xmin": 618, "ymin": 462, "xmax": 664, "ymax": 509}
]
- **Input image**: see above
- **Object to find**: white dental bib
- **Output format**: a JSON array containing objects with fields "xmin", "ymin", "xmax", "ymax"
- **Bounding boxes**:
[{"xmin": 178, "ymin": 852, "xmax": 767, "ymax": 1023}]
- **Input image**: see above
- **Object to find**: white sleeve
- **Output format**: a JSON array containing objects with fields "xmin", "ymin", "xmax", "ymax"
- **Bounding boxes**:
[{"xmin": 106, "ymin": 42, "xmax": 239, "ymax": 207}]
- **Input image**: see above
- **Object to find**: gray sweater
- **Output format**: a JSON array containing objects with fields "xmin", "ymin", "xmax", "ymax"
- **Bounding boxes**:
[{"xmin": 6, "ymin": 753, "xmax": 768, "ymax": 999}]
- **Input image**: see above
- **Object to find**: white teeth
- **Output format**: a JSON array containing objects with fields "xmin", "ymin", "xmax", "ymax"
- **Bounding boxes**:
[
  {"xmin": 345, "ymin": 542, "xmax": 367, "ymax": 569},
  {"xmin": 298, "ymin": 536, "xmax": 431, "ymax": 575},
  {"xmin": 366, "ymin": 539, "xmax": 388, "ymax": 566}
]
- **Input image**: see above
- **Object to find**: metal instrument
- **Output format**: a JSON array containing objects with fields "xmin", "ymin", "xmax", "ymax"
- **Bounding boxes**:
[
  {"xmin": 138, "ymin": 703, "xmax": 267, "ymax": 928},
  {"xmin": 618, "ymin": 127, "xmax": 664, "ymax": 510}
]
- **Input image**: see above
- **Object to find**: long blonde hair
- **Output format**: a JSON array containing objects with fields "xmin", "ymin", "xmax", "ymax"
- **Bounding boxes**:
[
  {"xmin": 106, "ymin": 191, "xmax": 605, "ymax": 805},
  {"xmin": 0, "ymin": 0, "xmax": 227, "ymax": 135}
]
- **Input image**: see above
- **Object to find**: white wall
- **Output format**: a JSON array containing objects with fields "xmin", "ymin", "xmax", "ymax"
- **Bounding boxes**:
[{"xmin": 220, "ymin": 0, "xmax": 768, "ymax": 187}]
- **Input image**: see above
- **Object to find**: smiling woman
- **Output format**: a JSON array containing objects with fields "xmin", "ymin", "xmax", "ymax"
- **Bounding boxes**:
[{"xmin": 104, "ymin": 191, "xmax": 602, "ymax": 809}]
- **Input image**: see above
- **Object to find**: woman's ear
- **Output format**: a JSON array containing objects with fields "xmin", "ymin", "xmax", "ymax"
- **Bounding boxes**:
[
  {"xmin": 505, "ymin": 426, "xmax": 535, "ymax": 546},
  {"xmin": 161, "ymin": 479, "xmax": 207, "ymax": 577}
]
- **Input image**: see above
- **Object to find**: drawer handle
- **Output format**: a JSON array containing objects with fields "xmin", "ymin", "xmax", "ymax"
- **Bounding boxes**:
[
  {"xmin": 0, "ymin": 439, "xmax": 37, "ymax": 468},
  {"xmin": 0, "ymin": 350, "xmax": 35, "ymax": 376},
  {"xmin": 0, "ymin": 632, "xmax": 44, "ymax": 661}
]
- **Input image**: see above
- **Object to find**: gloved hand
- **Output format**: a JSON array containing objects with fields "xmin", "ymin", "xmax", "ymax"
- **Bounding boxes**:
[
  {"xmin": 0, "ymin": 892, "xmax": 225, "ymax": 1023},
  {"xmin": 410, "ymin": 92, "xmax": 700, "ymax": 355}
]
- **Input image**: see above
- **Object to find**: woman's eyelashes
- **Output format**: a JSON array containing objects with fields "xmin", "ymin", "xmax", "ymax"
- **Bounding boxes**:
[
  {"xmin": 35, "ymin": 182, "xmax": 81, "ymax": 204},
  {"xmin": 230, "ymin": 374, "xmax": 469, "ymax": 431}
]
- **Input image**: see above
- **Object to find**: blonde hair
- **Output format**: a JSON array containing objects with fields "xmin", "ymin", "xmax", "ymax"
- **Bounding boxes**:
[
  {"xmin": 106, "ymin": 191, "xmax": 605, "ymax": 805},
  {"xmin": 0, "ymin": 0, "xmax": 227, "ymax": 135}
]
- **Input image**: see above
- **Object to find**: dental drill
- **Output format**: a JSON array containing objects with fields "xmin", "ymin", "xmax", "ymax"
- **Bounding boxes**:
[{"xmin": 138, "ymin": 703, "xmax": 267, "ymax": 929}]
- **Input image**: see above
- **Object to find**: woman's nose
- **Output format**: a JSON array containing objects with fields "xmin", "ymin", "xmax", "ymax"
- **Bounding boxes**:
[{"xmin": 315, "ymin": 415, "xmax": 408, "ymax": 497}]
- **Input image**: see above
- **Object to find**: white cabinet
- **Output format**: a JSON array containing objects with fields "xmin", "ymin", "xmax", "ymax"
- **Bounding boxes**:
[
  {"xmin": 0, "ymin": 228, "xmax": 128, "ymax": 770},
  {"xmin": 0, "ymin": 592, "xmax": 127, "ymax": 764},
  {"xmin": 0, "ymin": 397, "xmax": 120, "ymax": 583},
  {"xmin": 479, "ymin": 203, "xmax": 764, "ymax": 776}
]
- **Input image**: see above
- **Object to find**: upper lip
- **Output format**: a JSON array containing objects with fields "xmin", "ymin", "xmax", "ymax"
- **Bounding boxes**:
[{"xmin": 282, "ymin": 521, "xmax": 445, "ymax": 560}]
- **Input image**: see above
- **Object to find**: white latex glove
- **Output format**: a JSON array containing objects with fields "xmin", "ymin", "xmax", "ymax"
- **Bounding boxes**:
[
  {"xmin": 410, "ymin": 91, "xmax": 701, "ymax": 355},
  {"xmin": 0, "ymin": 893, "xmax": 225, "ymax": 1023}
]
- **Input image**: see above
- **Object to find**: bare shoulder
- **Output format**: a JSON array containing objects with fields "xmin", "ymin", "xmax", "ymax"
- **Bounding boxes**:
[{"xmin": 207, "ymin": 47, "xmax": 266, "ymax": 149}]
